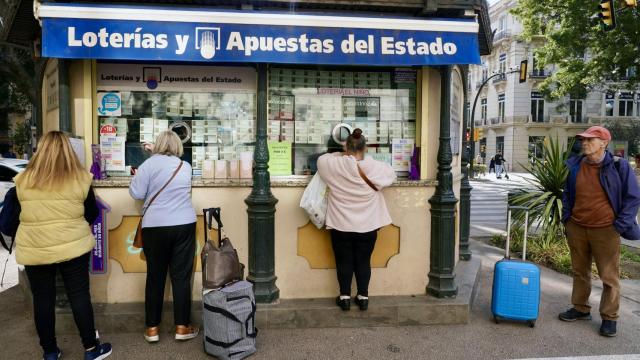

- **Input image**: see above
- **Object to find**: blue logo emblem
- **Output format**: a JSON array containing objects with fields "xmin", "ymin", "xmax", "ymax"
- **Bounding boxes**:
[{"xmin": 98, "ymin": 92, "xmax": 121, "ymax": 115}]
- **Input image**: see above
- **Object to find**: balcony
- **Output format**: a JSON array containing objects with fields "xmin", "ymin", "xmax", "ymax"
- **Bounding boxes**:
[
  {"xmin": 475, "ymin": 118, "xmax": 487, "ymax": 126},
  {"xmin": 489, "ymin": 117, "xmax": 502, "ymax": 125},
  {"xmin": 492, "ymin": 74, "xmax": 506, "ymax": 84},
  {"xmin": 493, "ymin": 31, "xmax": 512, "ymax": 44},
  {"xmin": 529, "ymin": 70, "xmax": 549, "ymax": 79},
  {"xmin": 588, "ymin": 116, "xmax": 640, "ymax": 125}
]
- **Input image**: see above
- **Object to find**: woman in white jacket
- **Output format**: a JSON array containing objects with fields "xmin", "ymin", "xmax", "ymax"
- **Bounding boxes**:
[{"xmin": 317, "ymin": 128, "xmax": 396, "ymax": 311}]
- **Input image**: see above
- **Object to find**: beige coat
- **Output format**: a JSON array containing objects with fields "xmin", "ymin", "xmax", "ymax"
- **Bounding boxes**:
[
  {"xmin": 317, "ymin": 153, "xmax": 396, "ymax": 233},
  {"xmin": 14, "ymin": 171, "xmax": 95, "ymax": 265}
]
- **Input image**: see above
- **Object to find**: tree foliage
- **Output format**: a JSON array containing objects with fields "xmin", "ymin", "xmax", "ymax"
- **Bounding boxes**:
[{"xmin": 511, "ymin": 0, "xmax": 640, "ymax": 99}]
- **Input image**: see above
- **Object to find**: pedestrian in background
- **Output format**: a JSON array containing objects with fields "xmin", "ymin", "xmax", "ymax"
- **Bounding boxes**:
[
  {"xmin": 317, "ymin": 128, "xmax": 396, "ymax": 311},
  {"xmin": 493, "ymin": 151, "xmax": 506, "ymax": 179},
  {"xmin": 13, "ymin": 131, "xmax": 112, "ymax": 360},
  {"xmin": 129, "ymin": 130, "xmax": 199, "ymax": 343},
  {"xmin": 560, "ymin": 126, "xmax": 640, "ymax": 337}
]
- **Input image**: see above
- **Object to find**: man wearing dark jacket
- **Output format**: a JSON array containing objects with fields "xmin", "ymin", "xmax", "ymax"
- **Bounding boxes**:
[{"xmin": 560, "ymin": 126, "xmax": 640, "ymax": 337}]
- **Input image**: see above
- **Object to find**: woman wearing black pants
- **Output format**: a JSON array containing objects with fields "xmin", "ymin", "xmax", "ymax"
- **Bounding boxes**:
[
  {"xmin": 12, "ymin": 131, "xmax": 112, "ymax": 360},
  {"xmin": 130, "ymin": 131, "xmax": 199, "ymax": 342},
  {"xmin": 317, "ymin": 129, "xmax": 396, "ymax": 311}
]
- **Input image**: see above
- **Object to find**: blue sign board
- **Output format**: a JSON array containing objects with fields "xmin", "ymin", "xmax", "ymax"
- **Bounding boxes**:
[{"xmin": 42, "ymin": 17, "xmax": 481, "ymax": 65}]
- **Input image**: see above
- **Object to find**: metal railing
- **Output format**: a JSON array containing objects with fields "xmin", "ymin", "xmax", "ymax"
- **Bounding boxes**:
[
  {"xmin": 492, "ymin": 74, "xmax": 506, "ymax": 84},
  {"xmin": 493, "ymin": 31, "xmax": 512, "ymax": 43},
  {"xmin": 530, "ymin": 70, "xmax": 549, "ymax": 78}
]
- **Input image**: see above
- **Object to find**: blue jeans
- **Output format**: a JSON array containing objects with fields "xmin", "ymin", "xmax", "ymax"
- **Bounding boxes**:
[{"xmin": 25, "ymin": 252, "xmax": 98, "ymax": 353}]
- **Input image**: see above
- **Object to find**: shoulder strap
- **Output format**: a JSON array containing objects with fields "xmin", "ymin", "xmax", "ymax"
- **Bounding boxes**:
[
  {"xmin": 143, "ymin": 160, "xmax": 183, "ymax": 216},
  {"xmin": 357, "ymin": 164, "xmax": 378, "ymax": 192}
]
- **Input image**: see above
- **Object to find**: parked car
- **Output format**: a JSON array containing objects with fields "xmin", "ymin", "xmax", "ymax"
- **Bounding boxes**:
[{"xmin": 0, "ymin": 159, "xmax": 28, "ymax": 206}]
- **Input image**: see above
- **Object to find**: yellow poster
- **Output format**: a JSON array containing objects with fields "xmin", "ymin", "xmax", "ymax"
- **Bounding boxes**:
[{"xmin": 268, "ymin": 141, "xmax": 292, "ymax": 175}]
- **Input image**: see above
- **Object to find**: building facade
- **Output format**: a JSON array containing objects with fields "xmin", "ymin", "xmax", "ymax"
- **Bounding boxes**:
[{"xmin": 469, "ymin": 0, "xmax": 640, "ymax": 171}]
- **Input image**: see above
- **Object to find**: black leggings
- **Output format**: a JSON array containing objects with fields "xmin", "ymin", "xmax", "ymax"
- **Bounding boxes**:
[
  {"xmin": 142, "ymin": 222, "xmax": 196, "ymax": 327},
  {"xmin": 25, "ymin": 252, "xmax": 98, "ymax": 354},
  {"xmin": 330, "ymin": 229, "xmax": 378, "ymax": 297}
]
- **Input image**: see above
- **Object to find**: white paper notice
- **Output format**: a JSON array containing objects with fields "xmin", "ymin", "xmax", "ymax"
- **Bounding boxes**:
[
  {"xmin": 100, "ymin": 135, "xmax": 126, "ymax": 171},
  {"xmin": 391, "ymin": 138, "xmax": 414, "ymax": 172},
  {"xmin": 69, "ymin": 138, "xmax": 85, "ymax": 166}
]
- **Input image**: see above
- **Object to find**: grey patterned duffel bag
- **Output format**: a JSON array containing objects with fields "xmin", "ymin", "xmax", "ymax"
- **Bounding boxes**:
[{"xmin": 203, "ymin": 280, "xmax": 257, "ymax": 359}]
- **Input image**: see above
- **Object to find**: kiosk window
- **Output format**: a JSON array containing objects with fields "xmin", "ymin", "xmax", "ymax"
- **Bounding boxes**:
[
  {"xmin": 97, "ymin": 91, "xmax": 255, "ymax": 176},
  {"xmin": 267, "ymin": 68, "xmax": 417, "ymax": 176}
]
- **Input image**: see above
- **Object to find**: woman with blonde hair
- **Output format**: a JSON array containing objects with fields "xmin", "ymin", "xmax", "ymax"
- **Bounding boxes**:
[
  {"xmin": 14, "ymin": 131, "xmax": 112, "ymax": 360},
  {"xmin": 129, "ymin": 130, "xmax": 198, "ymax": 343}
]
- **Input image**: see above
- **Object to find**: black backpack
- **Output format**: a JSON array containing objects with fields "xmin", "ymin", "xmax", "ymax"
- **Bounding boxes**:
[{"xmin": 0, "ymin": 187, "xmax": 20, "ymax": 253}]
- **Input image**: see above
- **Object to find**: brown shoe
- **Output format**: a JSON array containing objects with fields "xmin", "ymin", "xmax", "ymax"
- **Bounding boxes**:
[
  {"xmin": 175, "ymin": 324, "xmax": 199, "ymax": 341},
  {"xmin": 144, "ymin": 326, "xmax": 159, "ymax": 343}
]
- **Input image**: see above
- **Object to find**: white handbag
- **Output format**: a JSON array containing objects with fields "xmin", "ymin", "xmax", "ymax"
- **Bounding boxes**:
[{"xmin": 299, "ymin": 173, "xmax": 329, "ymax": 229}]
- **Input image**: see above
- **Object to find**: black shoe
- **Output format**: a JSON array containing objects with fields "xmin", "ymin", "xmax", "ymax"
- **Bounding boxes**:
[
  {"xmin": 600, "ymin": 320, "xmax": 617, "ymax": 337},
  {"xmin": 43, "ymin": 348, "xmax": 62, "ymax": 360},
  {"xmin": 335, "ymin": 296, "xmax": 350, "ymax": 311},
  {"xmin": 558, "ymin": 308, "xmax": 592, "ymax": 322},
  {"xmin": 354, "ymin": 296, "xmax": 369, "ymax": 311}
]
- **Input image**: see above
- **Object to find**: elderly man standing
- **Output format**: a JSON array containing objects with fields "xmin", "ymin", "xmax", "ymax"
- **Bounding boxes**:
[{"xmin": 560, "ymin": 126, "xmax": 640, "ymax": 337}]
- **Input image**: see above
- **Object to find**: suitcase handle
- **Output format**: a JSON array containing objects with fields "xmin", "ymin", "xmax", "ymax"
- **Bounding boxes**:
[
  {"xmin": 506, "ymin": 206, "xmax": 529, "ymax": 261},
  {"xmin": 203, "ymin": 207, "xmax": 223, "ymax": 245}
]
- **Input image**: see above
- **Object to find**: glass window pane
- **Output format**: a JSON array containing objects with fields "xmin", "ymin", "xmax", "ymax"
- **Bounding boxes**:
[{"xmin": 268, "ymin": 68, "xmax": 416, "ymax": 176}]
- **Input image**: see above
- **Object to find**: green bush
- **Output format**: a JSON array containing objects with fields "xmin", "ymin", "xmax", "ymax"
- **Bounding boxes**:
[
  {"xmin": 472, "ymin": 164, "xmax": 487, "ymax": 174},
  {"xmin": 509, "ymin": 136, "xmax": 570, "ymax": 247}
]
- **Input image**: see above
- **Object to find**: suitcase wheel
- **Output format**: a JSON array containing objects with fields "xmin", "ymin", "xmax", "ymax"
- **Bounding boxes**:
[
  {"xmin": 493, "ymin": 315, "xmax": 500, "ymax": 324},
  {"xmin": 527, "ymin": 320, "xmax": 536, "ymax": 328}
]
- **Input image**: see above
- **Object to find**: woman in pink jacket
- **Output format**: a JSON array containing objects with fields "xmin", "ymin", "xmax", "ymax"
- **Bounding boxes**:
[{"xmin": 317, "ymin": 128, "xmax": 396, "ymax": 311}]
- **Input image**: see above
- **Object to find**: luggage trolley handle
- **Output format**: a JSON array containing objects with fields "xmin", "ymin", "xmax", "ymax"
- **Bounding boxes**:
[
  {"xmin": 203, "ymin": 207, "xmax": 223, "ymax": 245},
  {"xmin": 506, "ymin": 205, "xmax": 529, "ymax": 261}
]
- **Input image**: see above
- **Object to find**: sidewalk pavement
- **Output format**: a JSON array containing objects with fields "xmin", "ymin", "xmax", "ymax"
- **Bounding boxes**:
[{"xmin": 1, "ymin": 239, "xmax": 639, "ymax": 360}]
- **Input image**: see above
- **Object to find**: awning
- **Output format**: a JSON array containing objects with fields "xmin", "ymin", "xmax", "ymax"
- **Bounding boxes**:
[{"xmin": 37, "ymin": 3, "xmax": 481, "ymax": 66}]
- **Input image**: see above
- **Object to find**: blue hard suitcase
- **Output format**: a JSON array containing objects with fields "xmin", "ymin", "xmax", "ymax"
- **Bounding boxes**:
[{"xmin": 491, "ymin": 207, "xmax": 540, "ymax": 327}]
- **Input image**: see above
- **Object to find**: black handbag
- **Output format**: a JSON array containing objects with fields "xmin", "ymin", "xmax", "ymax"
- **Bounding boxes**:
[
  {"xmin": 0, "ymin": 187, "xmax": 20, "ymax": 253},
  {"xmin": 201, "ymin": 208, "xmax": 244, "ymax": 289}
]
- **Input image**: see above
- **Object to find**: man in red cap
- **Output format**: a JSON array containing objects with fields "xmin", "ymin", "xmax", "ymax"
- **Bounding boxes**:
[{"xmin": 560, "ymin": 125, "xmax": 640, "ymax": 337}]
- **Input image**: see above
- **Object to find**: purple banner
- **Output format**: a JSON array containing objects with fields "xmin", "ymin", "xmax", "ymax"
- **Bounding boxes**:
[{"xmin": 90, "ymin": 196, "xmax": 110, "ymax": 274}]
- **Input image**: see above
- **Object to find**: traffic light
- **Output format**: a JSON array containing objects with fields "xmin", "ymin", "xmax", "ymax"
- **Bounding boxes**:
[
  {"xmin": 624, "ymin": 0, "xmax": 637, "ymax": 7},
  {"xmin": 598, "ymin": 0, "xmax": 616, "ymax": 31},
  {"xmin": 519, "ymin": 60, "xmax": 528, "ymax": 83}
]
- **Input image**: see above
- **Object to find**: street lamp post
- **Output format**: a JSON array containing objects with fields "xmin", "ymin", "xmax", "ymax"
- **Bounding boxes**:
[{"xmin": 469, "ymin": 71, "xmax": 517, "ymax": 177}]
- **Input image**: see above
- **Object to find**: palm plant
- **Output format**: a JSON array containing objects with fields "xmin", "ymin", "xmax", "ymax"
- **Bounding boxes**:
[{"xmin": 509, "ymin": 136, "xmax": 573, "ymax": 246}]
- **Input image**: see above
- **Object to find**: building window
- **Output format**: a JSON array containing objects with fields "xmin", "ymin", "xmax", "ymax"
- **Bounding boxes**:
[
  {"xmin": 624, "ymin": 67, "xmax": 636, "ymax": 80},
  {"xmin": 498, "ymin": 94, "xmax": 505, "ymax": 122},
  {"xmin": 532, "ymin": 55, "xmax": 545, "ymax": 77},
  {"xmin": 605, "ymin": 92, "xmax": 615, "ymax": 116},
  {"xmin": 529, "ymin": 136, "xmax": 545, "ymax": 163},
  {"xmin": 531, "ymin": 92, "xmax": 544, "ymax": 122},
  {"xmin": 496, "ymin": 136, "xmax": 505, "ymax": 154},
  {"xmin": 499, "ymin": 53, "xmax": 506, "ymax": 75},
  {"xmin": 570, "ymin": 98, "xmax": 584, "ymax": 123},
  {"xmin": 498, "ymin": 16, "xmax": 507, "ymax": 34},
  {"xmin": 95, "ymin": 63, "xmax": 258, "ymax": 176},
  {"xmin": 619, "ymin": 93, "xmax": 634, "ymax": 117},
  {"xmin": 481, "ymin": 98, "xmax": 487, "ymax": 125},
  {"xmin": 482, "ymin": 65, "xmax": 488, "ymax": 81}
]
